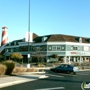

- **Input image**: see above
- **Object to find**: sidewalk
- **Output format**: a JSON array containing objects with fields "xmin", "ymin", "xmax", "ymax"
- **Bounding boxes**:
[
  {"xmin": 0, "ymin": 67, "xmax": 90, "ymax": 89},
  {"xmin": 0, "ymin": 72, "xmax": 48, "ymax": 88}
]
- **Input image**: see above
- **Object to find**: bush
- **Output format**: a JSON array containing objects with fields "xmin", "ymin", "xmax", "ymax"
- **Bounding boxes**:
[
  {"xmin": 37, "ymin": 63, "xmax": 45, "ymax": 67},
  {"xmin": 0, "ymin": 64, "xmax": 7, "ymax": 75},
  {"xmin": 26, "ymin": 67, "xmax": 38, "ymax": 72},
  {"xmin": 74, "ymin": 62, "xmax": 80, "ymax": 66},
  {"xmin": 13, "ymin": 67, "xmax": 27, "ymax": 73},
  {"xmin": 81, "ymin": 62, "xmax": 90, "ymax": 66},
  {"xmin": 13, "ymin": 66, "xmax": 38, "ymax": 73},
  {"xmin": 2, "ymin": 60, "xmax": 15, "ymax": 75}
]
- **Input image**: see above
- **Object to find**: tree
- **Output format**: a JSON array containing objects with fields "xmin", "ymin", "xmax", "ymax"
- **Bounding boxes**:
[
  {"xmin": 0, "ymin": 54, "xmax": 2, "ymax": 59},
  {"xmin": 33, "ymin": 52, "xmax": 45, "ymax": 63},
  {"xmin": 51, "ymin": 54, "xmax": 59, "ymax": 59},
  {"xmin": 0, "ymin": 54, "xmax": 6, "ymax": 61},
  {"xmin": 10, "ymin": 52, "xmax": 23, "ymax": 63},
  {"xmin": 51, "ymin": 54, "xmax": 59, "ymax": 64},
  {"xmin": 32, "ymin": 46, "xmax": 46, "ymax": 63},
  {"xmin": 0, "ymin": 54, "xmax": 2, "ymax": 61}
]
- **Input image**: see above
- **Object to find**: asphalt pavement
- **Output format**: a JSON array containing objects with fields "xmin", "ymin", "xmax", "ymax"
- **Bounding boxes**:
[
  {"xmin": 0, "ymin": 67, "xmax": 90, "ymax": 89},
  {"xmin": 1, "ymin": 70, "xmax": 90, "ymax": 90},
  {"xmin": 0, "ymin": 72, "xmax": 48, "ymax": 89}
]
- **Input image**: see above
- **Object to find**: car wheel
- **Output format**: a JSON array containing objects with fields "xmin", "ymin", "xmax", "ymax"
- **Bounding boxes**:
[
  {"xmin": 55, "ymin": 69, "xmax": 58, "ymax": 72},
  {"xmin": 67, "ymin": 70, "xmax": 71, "ymax": 74},
  {"xmin": 73, "ymin": 72, "xmax": 76, "ymax": 74},
  {"xmin": 70, "ymin": 72, "xmax": 76, "ymax": 75}
]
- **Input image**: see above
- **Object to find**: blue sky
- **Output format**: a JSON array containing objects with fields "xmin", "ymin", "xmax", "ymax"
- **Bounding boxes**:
[{"xmin": 0, "ymin": 0, "xmax": 90, "ymax": 43}]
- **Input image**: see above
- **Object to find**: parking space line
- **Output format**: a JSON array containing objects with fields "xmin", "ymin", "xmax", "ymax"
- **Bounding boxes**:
[
  {"xmin": 45, "ymin": 74, "xmax": 64, "ymax": 78},
  {"xmin": 77, "ymin": 73, "xmax": 89, "ymax": 75},
  {"xmin": 59, "ymin": 73, "xmax": 77, "ymax": 76},
  {"xmin": 35, "ymin": 87, "xmax": 65, "ymax": 90}
]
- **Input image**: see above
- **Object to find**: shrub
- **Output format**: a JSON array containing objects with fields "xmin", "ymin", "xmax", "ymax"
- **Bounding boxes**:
[
  {"xmin": 26, "ymin": 67, "xmax": 39, "ymax": 72},
  {"xmin": 74, "ymin": 62, "xmax": 80, "ymax": 66},
  {"xmin": 13, "ymin": 67, "xmax": 27, "ymax": 73},
  {"xmin": 13, "ymin": 66, "xmax": 38, "ymax": 73},
  {"xmin": 37, "ymin": 63, "xmax": 45, "ymax": 67},
  {"xmin": 0, "ymin": 64, "xmax": 7, "ymax": 75},
  {"xmin": 2, "ymin": 60, "xmax": 15, "ymax": 75},
  {"xmin": 81, "ymin": 62, "xmax": 90, "ymax": 66}
]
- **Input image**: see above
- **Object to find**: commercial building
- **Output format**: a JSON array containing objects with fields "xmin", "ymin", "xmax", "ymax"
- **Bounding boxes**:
[
  {"xmin": 4, "ymin": 34, "xmax": 90, "ymax": 63},
  {"xmin": 0, "ymin": 26, "xmax": 90, "ymax": 63}
]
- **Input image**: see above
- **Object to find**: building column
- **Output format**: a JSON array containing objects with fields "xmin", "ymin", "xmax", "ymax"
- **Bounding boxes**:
[
  {"xmin": 79, "ymin": 56, "xmax": 82, "ymax": 64},
  {"xmin": 68, "ymin": 56, "xmax": 71, "ymax": 64},
  {"xmin": 73, "ymin": 57, "xmax": 76, "ymax": 62},
  {"xmin": 63, "ymin": 56, "xmax": 67, "ymax": 63},
  {"xmin": 84, "ymin": 57, "xmax": 87, "ymax": 62},
  {"xmin": 46, "ymin": 56, "xmax": 49, "ymax": 63},
  {"xmin": 77, "ymin": 57, "xmax": 79, "ymax": 63}
]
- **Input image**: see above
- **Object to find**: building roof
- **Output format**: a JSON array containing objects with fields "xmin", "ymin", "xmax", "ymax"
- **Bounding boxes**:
[
  {"xmin": 33, "ymin": 33, "xmax": 39, "ymax": 39},
  {"xmin": 33, "ymin": 34, "xmax": 90, "ymax": 43},
  {"xmin": 6, "ymin": 33, "xmax": 39, "ymax": 46},
  {"xmin": 5, "ymin": 33, "xmax": 90, "ymax": 46}
]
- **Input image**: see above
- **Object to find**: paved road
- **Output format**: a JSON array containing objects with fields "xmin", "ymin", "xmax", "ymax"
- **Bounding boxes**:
[{"xmin": 1, "ymin": 70, "xmax": 90, "ymax": 90}]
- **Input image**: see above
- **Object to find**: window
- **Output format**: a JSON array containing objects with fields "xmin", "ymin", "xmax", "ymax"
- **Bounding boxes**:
[
  {"xmin": 6, "ymin": 49, "xmax": 8, "ymax": 52},
  {"xmin": 14, "ymin": 42, "xmax": 16, "ymax": 45},
  {"xmin": 49, "ymin": 47, "xmax": 51, "ymax": 50},
  {"xmin": 8, "ymin": 49, "xmax": 11, "ymax": 52},
  {"xmin": 57, "ymin": 46, "xmax": 61, "ymax": 50},
  {"xmin": 16, "ymin": 48, "xmax": 19, "ymax": 52},
  {"xmin": 59, "ymin": 64, "xmax": 64, "ymax": 67},
  {"xmin": 62, "ymin": 47, "xmax": 64, "ymax": 49},
  {"xmin": 73, "ymin": 47, "xmax": 78, "ymax": 50},
  {"xmin": 52, "ymin": 46, "xmax": 57, "ymax": 51},
  {"xmin": 13, "ymin": 48, "xmax": 16, "ymax": 52},
  {"xmin": 11, "ymin": 49, "xmax": 13, "ymax": 52},
  {"xmin": 21, "ymin": 46, "xmax": 28, "ymax": 51}
]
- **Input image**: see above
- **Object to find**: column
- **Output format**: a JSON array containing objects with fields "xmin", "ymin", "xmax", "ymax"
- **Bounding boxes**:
[
  {"xmin": 63, "ymin": 56, "xmax": 67, "ymax": 63},
  {"xmin": 68, "ymin": 56, "xmax": 71, "ymax": 64}
]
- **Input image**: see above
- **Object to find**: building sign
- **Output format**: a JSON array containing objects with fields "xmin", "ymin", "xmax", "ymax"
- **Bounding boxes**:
[{"xmin": 71, "ymin": 52, "xmax": 77, "ymax": 54}]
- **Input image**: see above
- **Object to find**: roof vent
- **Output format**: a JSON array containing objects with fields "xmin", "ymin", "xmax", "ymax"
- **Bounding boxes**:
[
  {"xmin": 14, "ymin": 42, "xmax": 16, "ymax": 45},
  {"xmin": 79, "ymin": 37, "xmax": 82, "ymax": 43}
]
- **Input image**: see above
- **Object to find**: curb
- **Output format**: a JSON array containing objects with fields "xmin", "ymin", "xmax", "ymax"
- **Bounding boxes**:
[
  {"xmin": 12, "ymin": 72, "xmax": 46, "ymax": 76},
  {"xmin": 20, "ymin": 72, "xmax": 46, "ymax": 75},
  {"xmin": 39, "ymin": 75, "xmax": 49, "ymax": 79},
  {"xmin": 0, "ymin": 79, "xmax": 36, "ymax": 88},
  {"xmin": 0, "ymin": 75, "xmax": 48, "ymax": 88},
  {"xmin": 79, "ymin": 69, "xmax": 90, "ymax": 71}
]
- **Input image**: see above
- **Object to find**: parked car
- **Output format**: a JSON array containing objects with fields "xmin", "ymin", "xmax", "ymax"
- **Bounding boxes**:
[{"xmin": 50, "ymin": 64, "xmax": 79, "ymax": 74}]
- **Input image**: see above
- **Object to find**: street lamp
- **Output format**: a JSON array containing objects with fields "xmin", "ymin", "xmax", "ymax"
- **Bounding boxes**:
[{"xmin": 27, "ymin": 0, "xmax": 30, "ymax": 68}]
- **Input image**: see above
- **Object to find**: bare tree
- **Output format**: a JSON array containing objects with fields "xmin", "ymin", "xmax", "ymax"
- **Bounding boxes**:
[{"xmin": 32, "ymin": 46, "xmax": 46, "ymax": 63}]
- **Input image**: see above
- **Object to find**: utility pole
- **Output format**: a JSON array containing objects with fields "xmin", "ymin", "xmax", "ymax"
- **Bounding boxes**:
[{"xmin": 27, "ymin": 0, "xmax": 30, "ymax": 68}]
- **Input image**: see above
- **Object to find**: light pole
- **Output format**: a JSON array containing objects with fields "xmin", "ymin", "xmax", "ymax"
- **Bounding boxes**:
[{"xmin": 27, "ymin": 0, "xmax": 30, "ymax": 68}]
